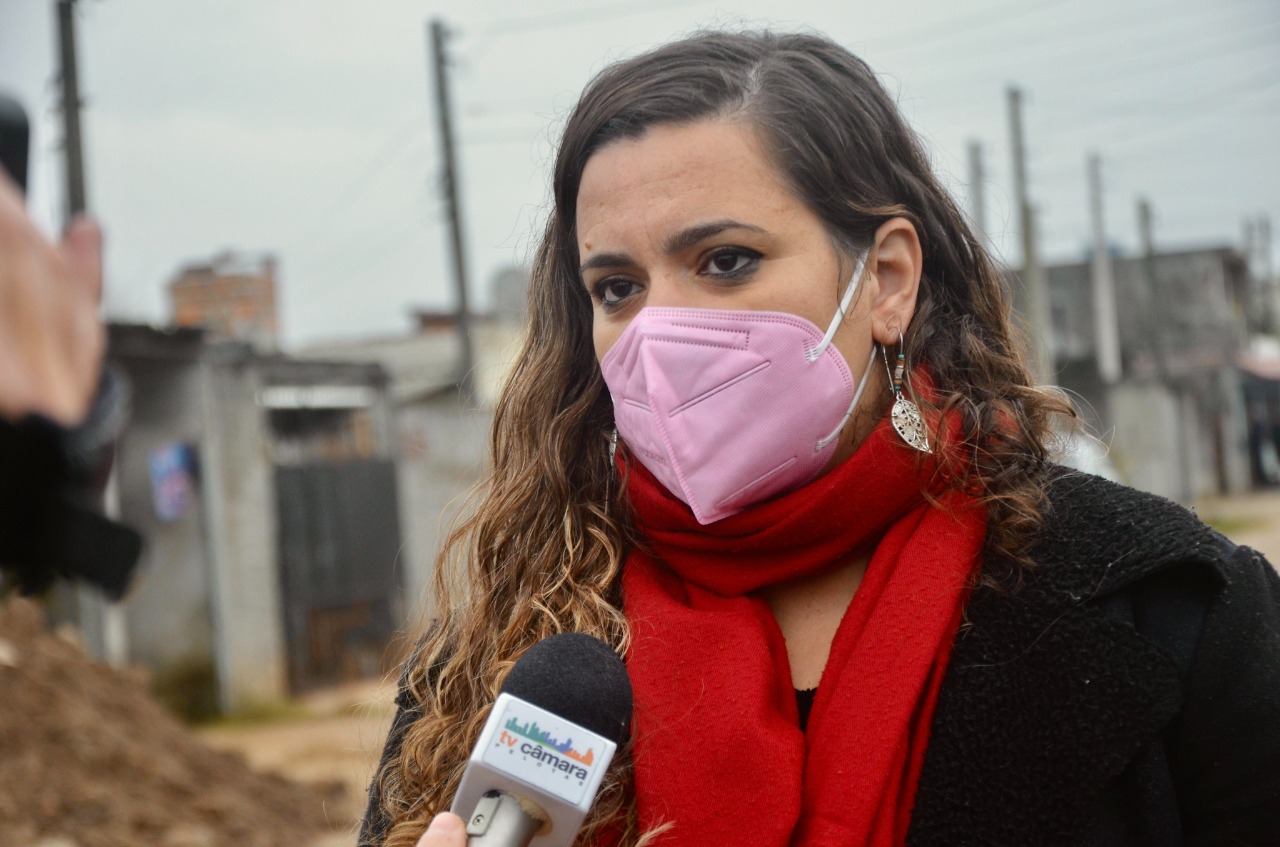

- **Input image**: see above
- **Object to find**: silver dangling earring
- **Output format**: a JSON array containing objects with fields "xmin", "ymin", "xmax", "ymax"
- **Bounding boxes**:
[{"xmin": 881, "ymin": 332, "xmax": 931, "ymax": 453}]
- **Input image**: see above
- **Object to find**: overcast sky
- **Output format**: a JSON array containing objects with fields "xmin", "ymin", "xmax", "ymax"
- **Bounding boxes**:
[{"xmin": 2, "ymin": 0, "xmax": 1277, "ymax": 346}]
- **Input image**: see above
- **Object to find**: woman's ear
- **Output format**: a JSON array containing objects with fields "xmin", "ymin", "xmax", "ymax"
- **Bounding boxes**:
[{"xmin": 868, "ymin": 218, "xmax": 922, "ymax": 345}]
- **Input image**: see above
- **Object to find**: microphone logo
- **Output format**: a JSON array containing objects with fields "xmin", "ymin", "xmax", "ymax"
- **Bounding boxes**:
[{"xmin": 482, "ymin": 696, "xmax": 609, "ymax": 806}]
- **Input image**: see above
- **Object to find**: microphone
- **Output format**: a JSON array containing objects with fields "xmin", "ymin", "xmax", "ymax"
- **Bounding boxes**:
[{"xmin": 450, "ymin": 632, "xmax": 632, "ymax": 846}]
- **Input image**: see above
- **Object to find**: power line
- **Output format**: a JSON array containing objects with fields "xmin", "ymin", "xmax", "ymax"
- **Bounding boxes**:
[
  {"xmin": 464, "ymin": 128, "xmax": 550, "ymax": 146},
  {"xmin": 1045, "ymin": 65, "xmax": 1280, "ymax": 119},
  {"xmin": 859, "ymin": 0, "xmax": 1073, "ymax": 57},
  {"xmin": 301, "ymin": 188, "xmax": 445, "ymax": 306},
  {"xmin": 1035, "ymin": 65, "xmax": 1280, "ymax": 141},
  {"xmin": 892, "ymin": 7, "xmax": 1276, "ymax": 101},
  {"xmin": 472, "ymin": 0, "xmax": 708, "ymax": 38},
  {"xmin": 1072, "ymin": 79, "xmax": 1279, "ymax": 152},
  {"xmin": 287, "ymin": 112, "xmax": 430, "ymax": 253},
  {"xmin": 303, "ymin": 216, "xmax": 442, "ymax": 309},
  {"xmin": 1034, "ymin": 19, "xmax": 1280, "ymax": 94}
]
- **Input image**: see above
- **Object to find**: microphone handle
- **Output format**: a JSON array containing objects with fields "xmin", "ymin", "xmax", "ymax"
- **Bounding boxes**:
[{"xmin": 464, "ymin": 790, "xmax": 542, "ymax": 847}]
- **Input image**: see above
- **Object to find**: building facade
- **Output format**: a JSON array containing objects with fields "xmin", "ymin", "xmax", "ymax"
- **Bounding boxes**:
[
  {"xmin": 1022, "ymin": 246, "xmax": 1254, "ymax": 501},
  {"xmin": 169, "ymin": 251, "xmax": 280, "ymax": 350},
  {"xmin": 99, "ymin": 324, "xmax": 404, "ymax": 715}
]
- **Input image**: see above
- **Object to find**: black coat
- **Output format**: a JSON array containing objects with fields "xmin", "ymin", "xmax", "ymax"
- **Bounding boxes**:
[
  {"xmin": 907, "ymin": 470, "xmax": 1280, "ymax": 846},
  {"xmin": 360, "ymin": 471, "xmax": 1280, "ymax": 846}
]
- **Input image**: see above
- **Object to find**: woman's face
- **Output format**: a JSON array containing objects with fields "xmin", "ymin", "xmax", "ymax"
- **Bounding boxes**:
[{"xmin": 576, "ymin": 120, "xmax": 919, "ymax": 462}]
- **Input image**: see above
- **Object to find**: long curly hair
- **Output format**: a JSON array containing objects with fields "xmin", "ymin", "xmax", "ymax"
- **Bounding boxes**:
[{"xmin": 373, "ymin": 30, "xmax": 1075, "ymax": 846}]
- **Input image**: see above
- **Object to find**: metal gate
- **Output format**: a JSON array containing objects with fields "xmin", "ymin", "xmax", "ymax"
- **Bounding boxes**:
[{"xmin": 274, "ymin": 459, "xmax": 403, "ymax": 691}]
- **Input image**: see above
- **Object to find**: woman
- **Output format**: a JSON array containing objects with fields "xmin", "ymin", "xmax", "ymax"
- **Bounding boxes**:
[{"xmin": 362, "ymin": 31, "xmax": 1280, "ymax": 847}]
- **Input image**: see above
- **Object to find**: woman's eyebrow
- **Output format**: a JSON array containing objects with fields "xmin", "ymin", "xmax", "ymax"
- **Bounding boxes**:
[
  {"xmin": 579, "ymin": 252, "xmax": 634, "ymax": 276},
  {"xmin": 664, "ymin": 219, "xmax": 766, "ymax": 254},
  {"xmin": 578, "ymin": 220, "xmax": 767, "ymax": 277}
]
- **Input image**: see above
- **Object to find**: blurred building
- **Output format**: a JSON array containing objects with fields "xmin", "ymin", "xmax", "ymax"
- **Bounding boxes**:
[
  {"xmin": 169, "ymin": 251, "xmax": 279, "ymax": 350},
  {"xmin": 1023, "ymin": 245, "xmax": 1255, "ymax": 501},
  {"xmin": 295, "ymin": 267, "xmax": 530, "ymax": 619},
  {"xmin": 1239, "ymin": 337, "xmax": 1280, "ymax": 487},
  {"xmin": 92, "ymin": 323, "xmax": 404, "ymax": 716}
]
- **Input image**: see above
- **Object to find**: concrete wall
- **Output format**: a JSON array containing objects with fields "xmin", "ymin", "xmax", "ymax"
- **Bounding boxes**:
[
  {"xmin": 1107, "ymin": 372, "xmax": 1251, "ymax": 502},
  {"xmin": 1046, "ymin": 249, "xmax": 1243, "ymax": 375},
  {"xmin": 200, "ymin": 351, "xmax": 288, "ymax": 711},
  {"xmin": 1108, "ymin": 380, "xmax": 1185, "ymax": 500},
  {"xmin": 114, "ymin": 356, "xmax": 216, "ymax": 671},
  {"xmin": 1044, "ymin": 249, "xmax": 1254, "ymax": 500},
  {"xmin": 381, "ymin": 322, "xmax": 520, "ymax": 623},
  {"xmin": 393, "ymin": 399, "xmax": 491, "ymax": 623}
]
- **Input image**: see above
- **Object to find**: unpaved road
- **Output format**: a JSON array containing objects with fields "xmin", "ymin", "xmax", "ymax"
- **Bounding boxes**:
[{"xmin": 197, "ymin": 680, "xmax": 397, "ymax": 842}]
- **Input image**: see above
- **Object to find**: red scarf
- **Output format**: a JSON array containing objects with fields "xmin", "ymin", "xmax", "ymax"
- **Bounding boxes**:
[{"xmin": 621, "ymin": 418, "xmax": 986, "ymax": 846}]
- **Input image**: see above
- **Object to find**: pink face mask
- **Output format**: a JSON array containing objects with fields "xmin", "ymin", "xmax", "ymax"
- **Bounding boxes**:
[{"xmin": 601, "ymin": 256, "xmax": 876, "ymax": 524}]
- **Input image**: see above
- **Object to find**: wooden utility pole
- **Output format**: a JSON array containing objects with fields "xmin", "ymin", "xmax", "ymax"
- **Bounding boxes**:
[
  {"xmin": 428, "ymin": 18, "xmax": 476, "ymax": 402},
  {"xmin": 1087, "ymin": 153, "xmax": 1121, "ymax": 383},
  {"xmin": 56, "ymin": 0, "xmax": 88, "ymax": 218},
  {"xmin": 966, "ymin": 140, "xmax": 986, "ymax": 241},
  {"xmin": 1006, "ymin": 87, "xmax": 1054, "ymax": 385}
]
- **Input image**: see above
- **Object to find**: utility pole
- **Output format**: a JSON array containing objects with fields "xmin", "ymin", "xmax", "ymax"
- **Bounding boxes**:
[
  {"xmin": 428, "ymin": 18, "xmax": 476, "ymax": 403},
  {"xmin": 55, "ymin": 0, "xmax": 129, "ymax": 668},
  {"xmin": 1137, "ymin": 198, "xmax": 1166, "ymax": 376},
  {"xmin": 1139, "ymin": 198, "xmax": 1190, "ymax": 502},
  {"xmin": 56, "ymin": 0, "xmax": 87, "ymax": 218},
  {"xmin": 1242, "ymin": 218, "xmax": 1262, "ymax": 331},
  {"xmin": 1087, "ymin": 153, "xmax": 1121, "ymax": 383},
  {"xmin": 1243, "ymin": 217, "xmax": 1257, "ymax": 277},
  {"xmin": 1260, "ymin": 214, "xmax": 1277, "ymax": 333},
  {"xmin": 1006, "ymin": 87, "xmax": 1054, "ymax": 385},
  {"xmin": 966, "ymin": 140, "xmax": 986, "ymax": 241}
]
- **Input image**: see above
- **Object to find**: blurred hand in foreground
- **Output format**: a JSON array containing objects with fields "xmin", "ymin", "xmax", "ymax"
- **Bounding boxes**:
[
  {"xmin": 416, "ymin": 812, "xmax": 467, "ymax": 847},
  {"xmin": 0, "ymin": 168, "xmax": 105, "ymax": 427}
]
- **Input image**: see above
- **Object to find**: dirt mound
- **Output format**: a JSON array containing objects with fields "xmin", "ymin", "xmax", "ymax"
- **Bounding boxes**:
[{"xmin": 0, "ymin": 597, "xmax": 350, "ymax": 847}]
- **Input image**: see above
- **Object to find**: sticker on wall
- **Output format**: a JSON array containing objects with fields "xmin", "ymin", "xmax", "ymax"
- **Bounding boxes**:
[{"xmin": 148, "ymin": 443, "xmax": 197, "ymax": 521}]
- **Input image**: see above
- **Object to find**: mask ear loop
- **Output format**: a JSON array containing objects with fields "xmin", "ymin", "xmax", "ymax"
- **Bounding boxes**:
[
  {"xmin": 815, "ymin": 344, "xmax": 877, "ymax": 451},
  {"xmin": 806, "ymin": 252, "xmax": 869, "ymax": 362}
]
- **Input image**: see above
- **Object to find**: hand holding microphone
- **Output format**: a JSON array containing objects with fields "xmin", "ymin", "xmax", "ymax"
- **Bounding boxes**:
[{"xmin": 431, "ymin": 632, "xmax": 632, "ymax": 847}]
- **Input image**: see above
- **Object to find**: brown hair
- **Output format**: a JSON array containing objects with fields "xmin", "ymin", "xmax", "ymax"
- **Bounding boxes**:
[{"xmin": 374, "ymin": 30, "xmax": 1074, "ymax": 846}]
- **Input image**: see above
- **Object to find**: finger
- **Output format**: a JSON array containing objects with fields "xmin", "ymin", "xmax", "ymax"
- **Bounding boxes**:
[
  {"xmin": 61, "ymin": 215, "xmax": 104, "ymax": 306},
  {"xmin": 0, "ymin": 167, "xmax": 39, "ymax": 249},
  {"xmin": 0, "ymin": 164, "xmax": 24, "ymax": 216},
  {"xmin": 415, "ymin": 812, "xmax": 467, "ymax": 847}
]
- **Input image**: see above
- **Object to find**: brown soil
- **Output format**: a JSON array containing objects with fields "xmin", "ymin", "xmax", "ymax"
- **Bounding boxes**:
[
  {"xmin": 197, "ymin": 680, "xmax": 397, "ymax": 833},
  {"xmin": 0, "ymin": 597, "xmax": 350, "ymax": 847}
]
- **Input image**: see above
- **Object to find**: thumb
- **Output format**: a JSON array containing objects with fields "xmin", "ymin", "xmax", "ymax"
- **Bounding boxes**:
[
  {"xmin": 415, "ymin": 812, "xmax": 467, "ymax": 847},
  {"xmin": 61, "ymin": 215, "xmax": 103, "ymax": 306}
]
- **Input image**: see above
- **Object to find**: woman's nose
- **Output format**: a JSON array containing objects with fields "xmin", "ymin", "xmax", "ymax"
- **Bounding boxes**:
[{"xmin": 641, "ymin": 272, "xmax": 697, "ymax": 310}]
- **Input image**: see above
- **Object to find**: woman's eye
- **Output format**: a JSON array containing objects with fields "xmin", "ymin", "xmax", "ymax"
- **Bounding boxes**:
[
  {"xmin": 594, "ymin": 278, "xmax": 640, "ymax": 308},
  {"xmin": 702, "ymin": 248, "xmax": 761, "ymax": 278}
]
